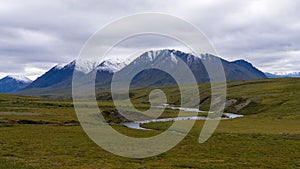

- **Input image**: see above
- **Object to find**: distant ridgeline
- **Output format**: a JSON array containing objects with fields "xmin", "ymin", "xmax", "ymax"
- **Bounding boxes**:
[
  {"xmin": 1, "ymin": 49, "xmax": 267, "ymax": 97},
  {"xmin": 0, "ymin": 75, "xmax": 32, "ymax": 93}
]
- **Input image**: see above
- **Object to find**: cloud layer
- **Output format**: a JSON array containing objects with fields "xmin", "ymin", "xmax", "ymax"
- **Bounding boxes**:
[{"xmin": 0, "ymin": 0, "xmax": 299, "ymax": 79}]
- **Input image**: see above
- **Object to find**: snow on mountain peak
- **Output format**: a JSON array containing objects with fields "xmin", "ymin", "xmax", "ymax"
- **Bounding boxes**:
[
  {"xmin": 53, "ymin": 57, "xmax": 129, "ymax": 74},
  {"xmin": 140, "ymin": 49, "xmax": 199, "ymax": 64},
  {"xmin": 273, "ymin": 72, "xmax": 297, "ymax": 75},
  {"xmin": 97, "ymin": 59, "xmax": 128, "ymax": 73},
  {"xmin": 52, "ymin": 49, "xmax": 224, "ymax": 75},
  {"xmin": 74, "ymin": 59, "xmax": 100, "ymax": 74},
  {"xmin": 7, "ymin": 75, "xmax": 32, "ymax": 83},
  {"xmin": 54, "ymin": 63, "xmax": 68, "ymax": 70},
  {"xmin": 273, "ymin": 72, "xmax": 300, "ymax": 76},
  {"xmin": 145, "ymin": 50, "xmax": 163, "ymax": 61},
  {"xmin": 170, "ymin": 52, "xmax": 178, "ymax": 64},
  {"xmin": 141, "ymin": 49, "xmax": 177, "ymax": 62},
  {"xmin": 147, "ymin": 51, "xmax": 154, "ymax": 61}
]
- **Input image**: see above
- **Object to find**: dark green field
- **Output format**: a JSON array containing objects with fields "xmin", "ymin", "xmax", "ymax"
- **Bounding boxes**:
[{"xmin": 0, "ymin": 78, "xmax": 299, "ymax": 168}]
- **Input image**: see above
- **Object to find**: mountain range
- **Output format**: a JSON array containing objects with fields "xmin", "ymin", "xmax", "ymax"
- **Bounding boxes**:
[
  {"xmin": 0, "ymin": 75, "xmax": 32, "ymax": 93},
  {"xmin": 0, "ymin": 49, "xmax": 268, "ymax": 96},
  {"xmin": 264, "ymin": 72, "xmax": 300, "ymax": 78}
]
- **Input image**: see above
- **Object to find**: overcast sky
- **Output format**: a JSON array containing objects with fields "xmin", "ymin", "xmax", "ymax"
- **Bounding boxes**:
[{"xmin": 0, "ymin": 0, "xmax": 300, "ymax": 80}]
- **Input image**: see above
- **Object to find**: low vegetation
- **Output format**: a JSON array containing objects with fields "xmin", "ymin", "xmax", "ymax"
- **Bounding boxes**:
[{"xmin": 0, "ymin": 78, "xmax": 299, "ymax": 168}]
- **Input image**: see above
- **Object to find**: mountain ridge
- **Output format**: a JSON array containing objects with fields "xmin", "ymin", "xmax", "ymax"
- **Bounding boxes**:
[
  {"xmin": 265, "ymin": 72, "xmax": 300, "ymax": 78},
  {"xmin": 0, "ymin": 75, "xmax": 32, "ymax": 93},
  {"xmin": 11, "ymin": 49, "xmax": 267, "ymax": 96}
]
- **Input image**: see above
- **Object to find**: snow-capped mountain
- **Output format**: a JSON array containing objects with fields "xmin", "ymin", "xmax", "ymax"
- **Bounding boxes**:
[
  {"xmin": 0, "ymin": 75, "xmax": 32, "ymax": 93},
  {"xmin": 119, "ymin": 49, "xmax": 266, "ymax": 88},
  {"xmin": 7, "ymin": 75, "xmax": 32, "ymax": 83},
  {"xmin": 54, "ymin": 59, "xmax": 99, "ymax": 74},
  {"xmin": 73, "ymin": 60, "xmax": 99, "ymax": 74},
  {"xmin": 19, "ymin": 58, "xmax": 127, "ymax": 94},
  {"xmin": 284, "ymin": 72, "xmax": 300, "ymax": 77},
  {"xmin": 265, "ymin": 72, "xmax": 300, "ymax": 78},
  {"xmin": 97, "ymin": 59, "xmax": 128, "ymax": 73},
  {"xmin": 17, "ymin": 49, "xmax": 267, "ymax": 96},
  {"xmin": 54, "ymin": 58, "xmax": 128, "ymax": 74}
]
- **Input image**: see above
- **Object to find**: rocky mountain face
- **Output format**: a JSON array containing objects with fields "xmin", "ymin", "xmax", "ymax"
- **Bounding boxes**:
[{"xmin": 15, "ymin": 49, "xmax": 267, "ymax": 96}]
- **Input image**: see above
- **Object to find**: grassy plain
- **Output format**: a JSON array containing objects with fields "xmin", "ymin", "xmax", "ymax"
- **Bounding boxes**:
[{"xmin": 0, "ymin": 78, "xmax": 299, "ymax": 168}]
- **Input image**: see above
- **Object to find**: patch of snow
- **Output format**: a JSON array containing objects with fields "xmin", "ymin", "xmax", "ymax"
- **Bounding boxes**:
[
  {"xmin": 74, "ymin": 59, "xmax": 100, "ymax": 74},
  {"xmin": 54, "ymin": 63, "xmax": 67, "ymax": 70},
  {"xmin": 97, "ymin": 59, "xmax": 128, "ymax": 73},
  {"xmin": 147, "ymin": 51, "xmax": 154, "ymax": 62},
  {"xmin": 141, "ymin": 50, "xmax": 172, "ymax": 62},
  {"xmin": 170, "ymin": 53, "xmax": 178, "ymax": 64},
  {"xmin": 7, "ymin": 75, "xmax": 32, "ymax": 83},
  {"xmin": 71, "ymin": 57, "xmax": 130, "ymax": 74},
  {"xmin": 273, "ymin": 72, "xmax": 289, "ymax": 75},
  {"xmin": 273, "ymin": 71, "xmax": 300, "ymax": 77},
  {"xmin": 61, "ymin": 49, "xmax": 222, "ymax": 74}
]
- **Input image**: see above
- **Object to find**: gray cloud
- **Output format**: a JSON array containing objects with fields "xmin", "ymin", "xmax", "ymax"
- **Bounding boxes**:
[{"xmin": 0, "ymin": 0, "xmax": 300, "ymax": 79}]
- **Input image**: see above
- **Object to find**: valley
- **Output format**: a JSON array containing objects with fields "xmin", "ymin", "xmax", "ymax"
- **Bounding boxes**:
[{"xmin": 0, "ymin": 78, "xmax": 299, "ymax": 168}]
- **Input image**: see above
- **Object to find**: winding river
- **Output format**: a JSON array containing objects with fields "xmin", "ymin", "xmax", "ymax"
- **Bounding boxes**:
[{"xmin": 122, "ymin": 106, "xmax": 244, "ymax": 130}]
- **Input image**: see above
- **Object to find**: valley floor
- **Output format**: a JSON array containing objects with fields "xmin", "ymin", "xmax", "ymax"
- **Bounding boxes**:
[{"xmin": 0, "ymin": 78, "xmax": 299, "ymax": 168}]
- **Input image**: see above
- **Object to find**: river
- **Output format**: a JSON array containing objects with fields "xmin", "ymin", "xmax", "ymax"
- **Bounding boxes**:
[{"xmin": 122, "ymin": 105, "xmax": 244, "ymax": 130}]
